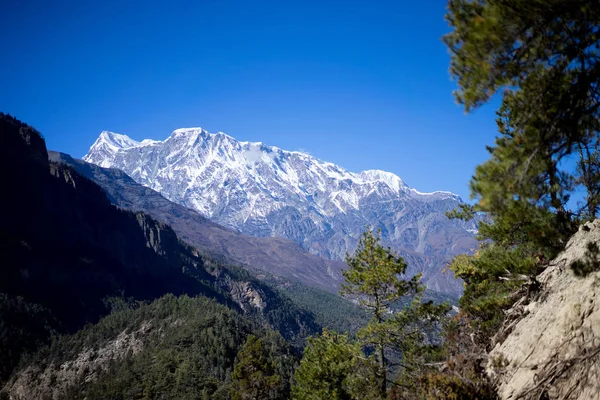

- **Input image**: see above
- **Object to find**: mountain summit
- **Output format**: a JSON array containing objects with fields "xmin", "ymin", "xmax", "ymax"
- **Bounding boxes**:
[{"xmin": 84, "ymin": 127, "xmax": 479, "ymax": 294}]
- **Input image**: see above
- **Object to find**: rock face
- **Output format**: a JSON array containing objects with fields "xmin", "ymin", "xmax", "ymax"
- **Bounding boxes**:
[
  {"xmin": 487, "ymin": 220, "xmax": 600, "ymax": 400},
  {"xmin": 83, "ymin": 128, "xmax": 481, "ymax": 295},
  {"xmin": 9, "ymin": 323, "xmax": 150, "ymax": 400}
]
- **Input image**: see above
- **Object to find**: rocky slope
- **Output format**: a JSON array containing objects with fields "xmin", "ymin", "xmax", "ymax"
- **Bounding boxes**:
[
  {"xmin": 487, "ymin": 219, "xmax": 600, "ymax": 400},
  {"xmin": 84, "ymin": 128, "xmax": 481, "ymax": 294},
  {"xmin": 4, "ymin": 295, "xmax": 296, "ymax": 400}
]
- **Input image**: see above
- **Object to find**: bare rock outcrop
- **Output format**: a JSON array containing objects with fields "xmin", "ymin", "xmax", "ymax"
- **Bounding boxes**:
[
  {"xmin": 7, "ymin": 322, "xmax": 151, "ymax": 400},
  {"xmin": 229, "ymin": 281, "xmax": 267, "ymax": 311},
  {"xmin": 487, "ymin": 220, "xmax": 600, "ymax": 400}
]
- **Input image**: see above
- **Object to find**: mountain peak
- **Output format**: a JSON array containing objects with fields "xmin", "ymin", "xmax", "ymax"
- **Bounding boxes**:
[
  {"xmin": 359, "ymin": 170, "xmax": 406, "ymax": 191},
  {"xmin": 170, "ymin": 127, "xmax": 205, "ymax": 137},
  {"xmin": 83, "ymin": 131, "xmax": 140, "ymax": 167},
  {"xmin": 84, "ymin": 127, "xmax": 460, "ymax": 201},
  {"xmin": 98, "ymin": 131, "xmax": 139, "ymax": 148}
]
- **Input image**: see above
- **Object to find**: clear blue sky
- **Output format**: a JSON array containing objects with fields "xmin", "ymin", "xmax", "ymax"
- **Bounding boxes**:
[{"xmin": 1, "ymin": 0, "xmax": 500, "ymax": 200}]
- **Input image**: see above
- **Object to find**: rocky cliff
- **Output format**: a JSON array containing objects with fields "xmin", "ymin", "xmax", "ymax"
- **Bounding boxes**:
[{"xmin": 487, "ymin": 220, "xmax": 600, "ymax": 400}]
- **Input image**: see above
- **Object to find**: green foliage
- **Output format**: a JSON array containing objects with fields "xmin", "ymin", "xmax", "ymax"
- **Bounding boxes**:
[
  {"xmin": 279, "ymin": 281, "xmax": 370, "ymax": 335},
  {"xmin": 435, "ymin": 1, "xmax": 600, "ymax": 397},
  {"xmin": 444, "ymin": 0, "xmax": 600, "ymax": 114},
  {"xmin": 340, "ymin": 228, "xmax": 451, "ymax": 397},
  {"xmin": 449, "ymin": 243, "xmax": 538, "ymax": 343},
  {"xmin": 231, "ymin": 335, "xmax": 284, "ymax": 400},
  {"xmin": 291, "ymin": 229, "xmax": 452, "ymax": 399},
  {"xmin": 341, "ymin": 228, "xmax": 423, "ymax": 396},
  {"xmin": 38, "ymin": 294, "xmax": 297, "ymax": 400},
  {"xmin": 445, "ymin": 0, "xmax": 599, "ymax": 235},
  {"xmin": 0, "ymin": 294, "xmax": 57, "ymax": 385},
  {"xmin": 443, "ymin": 0, "xmax": 600, "ymax": 344},
  {"xmin": 341, "ymin": 228, "xmax": 422, "ymax": 320},
  {"xmin": 469, "ymin": 103, "xmax": 577, "ymax": 254},
  {"xmin": 292, "ymin": 329, "xmax": 379, "ymax": 400},
  {"xmin": 388, "ymin": 298, "xmax": 451, "ymax": 388}
]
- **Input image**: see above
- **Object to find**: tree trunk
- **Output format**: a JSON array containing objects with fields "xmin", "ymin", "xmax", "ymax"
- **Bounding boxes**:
[{"xmin": 378, "ymin": 342, "xmax": 386, "ymax": 398}]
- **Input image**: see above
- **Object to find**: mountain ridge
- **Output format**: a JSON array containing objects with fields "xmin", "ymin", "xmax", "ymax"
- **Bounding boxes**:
[
  {"xmin": 84, "ymin": 127, "xmax": 480, "ymax": 294},
  {"xmin": 86, "ymin": 128, "xmax": 463, "ymax": 199}
]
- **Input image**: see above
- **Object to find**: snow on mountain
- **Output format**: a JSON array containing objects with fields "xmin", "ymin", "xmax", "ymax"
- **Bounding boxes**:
[{"xmin": 84, "ymin": 127, "xmax": 480, "ymax": 294}]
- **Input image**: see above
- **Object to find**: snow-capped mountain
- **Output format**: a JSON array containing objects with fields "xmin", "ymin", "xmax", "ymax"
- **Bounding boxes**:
[{"xmin": 84, "ymin": 128, "xmax": 479, "ymax": 294}]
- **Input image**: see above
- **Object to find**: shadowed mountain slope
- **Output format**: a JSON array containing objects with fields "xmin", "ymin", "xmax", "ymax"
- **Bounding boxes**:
[{"xmin": 50, "ymin": 151, "xmax": 347, "ymax": 293}]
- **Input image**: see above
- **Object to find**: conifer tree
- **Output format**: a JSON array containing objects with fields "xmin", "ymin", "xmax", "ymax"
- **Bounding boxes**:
[
  {"xmin": 410, "ymin": 1, "xmax": 600, "ymax": 395},
  {"xmin": 340, "ymin": 228, "xmax": 420, "ymax": 396},
  {"xmin": 444, "ymin": 0, "xmax": 600, "ymax": 342},
  {"xmin": 444, "ymin": 0, "xmax": 600, "ymax": 234},
  {"xmin": 231, "ymin": 335, "xmax": 282, "ymax": 400},
  {"xmin": 292, "ymin": 329, "xmax": 379, "ymax": 400},
  {"xmin": 341, "ymin": 228, "xmax": 450, "ymax": 397}
]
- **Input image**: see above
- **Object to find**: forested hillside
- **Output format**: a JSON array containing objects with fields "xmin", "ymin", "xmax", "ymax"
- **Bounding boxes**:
[
  {"xmin": 0, "ymin": 113, "xmax": 364, "ymax": 398},
  {"xmin": 6, "ymin": 294, "xmax": 296, "ymax": 400}
]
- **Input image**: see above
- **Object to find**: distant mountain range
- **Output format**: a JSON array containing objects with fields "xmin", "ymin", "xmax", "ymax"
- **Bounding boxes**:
[{"xmin": 84, "ymin": 128, "xmax": 481, "ymax": 294}]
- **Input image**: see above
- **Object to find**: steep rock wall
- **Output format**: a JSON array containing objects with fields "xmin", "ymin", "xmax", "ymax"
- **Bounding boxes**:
[{"xmin": 487, "ymin": 220, "xmax": 600, "ymax": 400}]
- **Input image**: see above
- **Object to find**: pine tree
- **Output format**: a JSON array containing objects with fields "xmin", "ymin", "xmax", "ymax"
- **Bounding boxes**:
[
  {"xmin": 340, "ymin": 228, "xmax": 450, "ymax": 397},
  {"xmin": 444, "ymin": 0, "xmax": 600, "ymax": 229},
  {"xmin": 292, "ymin": 329, "xmax": 379, "ymax": 400},
  {"xmin": 340, "ymin": 228, "xmax": 419, "ymax": 396},
  {"xmin": 231, "ymin": 335, "xmax": 282, "ymax": 400},
  {"xmin": 443, "ymin": 0, "xmax": 600, "ymax": 342}
]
